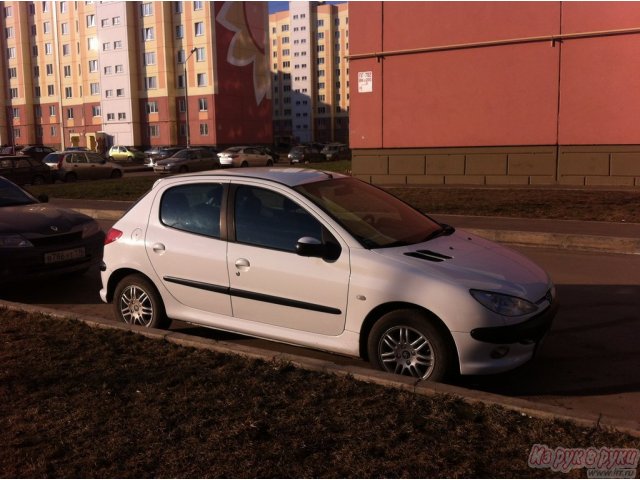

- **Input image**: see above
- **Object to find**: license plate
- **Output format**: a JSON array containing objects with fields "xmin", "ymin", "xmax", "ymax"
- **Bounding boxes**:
[{"xmin": 44, "ymin": 247, "xmax": 85, "ymax": 264}]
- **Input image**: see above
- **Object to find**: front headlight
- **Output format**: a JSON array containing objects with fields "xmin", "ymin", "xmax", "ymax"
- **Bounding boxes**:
[
  {"xmin": 0, "ymin": 234, "xmax": 33, "ymax": 248},
  {"xmin": 470, "ymin": 289, "xmax": 537, "ymax": 317},
  {"xmin": 82, "ymin": 221, "xmax": 101, "ymax": 238}
]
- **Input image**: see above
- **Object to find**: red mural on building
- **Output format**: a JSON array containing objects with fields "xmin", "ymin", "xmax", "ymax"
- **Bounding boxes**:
[{"xmin": 214, "ymin": 1, "xmax": 273, "ymax": 146}]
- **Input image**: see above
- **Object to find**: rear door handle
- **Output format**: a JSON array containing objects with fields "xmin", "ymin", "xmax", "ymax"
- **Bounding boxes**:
[{"xmin": 235, "ymin": 258, "xmax": 250, "ymax": 272}]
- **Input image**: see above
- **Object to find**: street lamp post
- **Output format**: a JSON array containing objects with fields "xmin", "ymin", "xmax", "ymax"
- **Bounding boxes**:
[{"xmin": 184, "ymin": 48, "xmax": 197, "ymax": 148}]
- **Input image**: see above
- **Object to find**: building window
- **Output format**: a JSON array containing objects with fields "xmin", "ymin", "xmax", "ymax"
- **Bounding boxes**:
[
  {"xmin": 105, "ymin": 89, "xmax": 113, "ymax": 97},
  {"xmin": 61, "ymin": 22, "xmax": 69, "ymax": 35},
  {"xmin": 149, "ymin": 125, "xmax": 159, "ymax": 137},
  {"xmin": 144, "ymin": 52, "xmax": 156, "ymax": 66},
  {"xmin": 194, "ymin": 1, "xmax": 203, "ymax": 10},
  {"xmin": 143, "ymin": 27, "xmax": 154, "ymax": 41},
  {"xmin": 86, "ymin": 14, "xmax": 95, "ymax": 27},
  {"xmin": 35, "ymin": 86, "xmax": 41, "ymax": 97},
  {"xmin": 106, "ymin": 113, "xmax": 115, "ymax": 121},
  {"xmin": 175, "ymin": 24, "xmax": 183, "ymax": 38},
  {"xmin": 47, "ymin": 85, "xmax": 54, "ymax": 96},
  {"xmin": 198, "ymin": 98, "xmax": 208, "ymax": 111},
  {"xmin": 90, "ymin": 83, "xmax": 100, "ymax": 95},
  {"xmin": 7, "ymin": 47, "xmax": 16, "ymax": 59},
  {"xmin": 118, "ymin": 112, "xmax": 126, "ymax": 120},
  {"xmin": 281, "ymin": 24, "xmax": 289, "ymax": 32},
  {"xmin": 195, "ymin": 22, "xmax": 204, "ymax": 36},
  {"xmin": 104, "ymin": 66, "xmax": 112, "ymax": 75},
  {"xmin": 64, "ymin": 65, "xmax": 71, "ymax": 77},
  {"xmin": 46, "ymin": 64, "xmax": 53, "ymax": 75},
  {"xmin": 196, "ymin": 73, "xmax": 206, "ymax": 86},
  {"xmin": 5, "ymin": 6, "xmax": 13, "ymax": 17},
  {"xmin": 65, "ymin": 86, "xmax": 72, "ymax": 98},
  {"xmin": 62, "ymin": 44, "xmax": 70, "ymax": 56},
  {"xmin": 50, "ymin": 125, "xmax": 57, "ymax": 136},
  {"xmin": 49, "ymin": 105, "xmax": 56, "ymax": 116},
  {"xmin": 141, "ymin": 3, "xmax": 152, "ymax": 16},
  {"xmin": 200, "ymin": 123, "xmax": 208, "ymax": 135},
  {"xmin": 92, "ymin": 106, "xmax": 101, "ymax": 116},
  {"xmin": 8, "ymin": 67, "xmax": 16, "ymax": 78},
  {"xmin": 60, "ymin": 1, "xmax": 67, "ymax": 12},
  {"xmin": 43, "ymin": 21, "xmax": 51, "ymax": 33},
  {"xmin": 88, "ymin": 37, "xmax": 98, "ymax": 50},
  {"xmin": 114, "ymin": 40, "xmax": 123, "ymax": 49},
  {"xmin": 116, "ymin": 88, "xmax": 124, "ymax": 97},
  {"xmin": 174, "ymin": 2, "xmax": 183, "ymax": 13},
  {"xmin": 115, "ymin": 64, "xmax": 123, "ymax": 73},
  {"xmin": 88, "ymin": 60, "xmax": 98, "ymax": 72},
  {"xmin": 34, "ymin": 66, "xmax": 40, "ymax": 77},
  {"xmin": 145, "ymin": 76, "xmax": 157, "ymax": 89},
  {"xmin": 102, "ymin": 42, "xmax": 111, "ymax": 51},
  {"xmin": 9, "ymin": 88, "xmax": 18, "ymax": 99},
  {"xmin": 5, "ymin": 26, "xmax": 14, "ymax": 38},
  {"xmin": 11, "ymin": 108, "xmax": 19, "ymax": 119},
  {"xmin": 195, "ymin": 47, "xmax": 205, "ymax": 62},
  {"xmin": 67, "ymin": 108, "xmax": 74, "ymax": 119},
  {"xmin": 113, "ymin": 16, "xmax": 121, "ymax": 25},
  {"xmin": 146, "ymin": 101, "xmax": 158, "ymax": 114},
  {"xmin": 101, "ymin": 18, "xmax": 110, "ymax": 27},
  {"xmin": 13, "ymin": 128, "xmax": 20, "ymax": 139}
]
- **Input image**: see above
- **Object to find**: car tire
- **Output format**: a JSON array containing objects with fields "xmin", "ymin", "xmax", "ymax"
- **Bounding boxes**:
[
  {"xmin": 113, "ymin": 274, "xmax": 169, "ymax": 329},
  {"xmin": 367, "ymin": 309, "xmax": 455, "ymax": 382},
  {"xmin": 240, "ymin": 161, "xmax": 249, "ymax": 168},
  {"xmin": 64, "ymin": 172, "xmax": 77, "ymax": 183},
  {"xmin": 266, "ymin": 159, "xmax": 274, "ymax": 167},
  {"xmin": 110, "ymin": 169, "xmax": 122, "ymax": 179}
]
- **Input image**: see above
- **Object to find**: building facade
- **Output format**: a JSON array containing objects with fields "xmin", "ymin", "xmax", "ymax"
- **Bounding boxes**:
[
  {"xmin": 269, "ymin": 2, "xmax": 349, "ymax": 147},
  {"xmin": 0, "ymin": 1, "xmax": 271, "ymax": 150},
  {"xmin": 349, "ymin": 2, "xmax": 640, "ymax": 187}
]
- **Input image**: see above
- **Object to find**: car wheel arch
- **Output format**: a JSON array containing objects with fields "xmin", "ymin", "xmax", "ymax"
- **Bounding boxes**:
[
  {"xmin": 358, "ymin": 301, "xmax": 459, "ymax": 372},
  {"xmin": 105, "ymin": 268, "xmax": 154, "ymax": 303}
]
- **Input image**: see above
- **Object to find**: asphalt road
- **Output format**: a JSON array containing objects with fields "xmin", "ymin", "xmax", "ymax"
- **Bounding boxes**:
[{"xmin": 2, "ymin": 223, "xmax": 639, "ymax": 426}]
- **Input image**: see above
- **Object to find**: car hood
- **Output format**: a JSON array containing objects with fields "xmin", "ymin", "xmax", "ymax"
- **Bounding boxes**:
[
  {"xmin": 0, "ymin": 204, "xmax": 94, "ymax": 235},
  {"xmin": 372, "ymin": 229, "xmax": 551, "ymax": 301}
]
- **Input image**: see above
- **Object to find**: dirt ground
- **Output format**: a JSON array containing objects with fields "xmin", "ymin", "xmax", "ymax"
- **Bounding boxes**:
[{"xmin": 2, "ymin": 310, "xmax": 638, "ymax": 478}]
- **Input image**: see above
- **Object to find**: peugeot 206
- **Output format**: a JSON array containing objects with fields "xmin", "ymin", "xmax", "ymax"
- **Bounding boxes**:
[{"xmin": 100, "ymin": 169, "xmax": 557, "ymax": 381}]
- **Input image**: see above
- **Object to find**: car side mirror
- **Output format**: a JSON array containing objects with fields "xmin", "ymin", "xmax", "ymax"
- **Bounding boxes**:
[
  {"xmin": 296, "ymin": 236, "xmax": 327, "ymax": 258},
  {"xmin": 296, "ymin": 236, "xmax": 341, "ymax": 261}
]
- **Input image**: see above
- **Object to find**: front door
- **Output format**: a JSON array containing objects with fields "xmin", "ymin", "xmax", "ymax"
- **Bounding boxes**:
[{"xmin": 226, "ymin": 184, "xmax": 350, "ymax": 336}]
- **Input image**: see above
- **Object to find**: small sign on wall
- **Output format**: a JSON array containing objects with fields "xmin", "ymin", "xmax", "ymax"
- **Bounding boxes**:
[{"xmin": 358, "ymin": 71, "xmax": 373, "ymax": 93}]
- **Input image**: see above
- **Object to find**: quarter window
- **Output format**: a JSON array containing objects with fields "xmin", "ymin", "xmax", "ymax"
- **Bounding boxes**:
[{"xmin": 160, "ymin": 184, "xmax": 224, "ymax": 238}]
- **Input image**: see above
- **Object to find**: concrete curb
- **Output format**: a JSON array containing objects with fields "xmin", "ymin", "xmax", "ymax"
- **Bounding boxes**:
[
  {"xmin": 81, "ymin": 207, "xmax": 640, "ymax": 255},
  {"xmin": 3, "ymin": 299, "xmax": 639, "ymax": 438}
]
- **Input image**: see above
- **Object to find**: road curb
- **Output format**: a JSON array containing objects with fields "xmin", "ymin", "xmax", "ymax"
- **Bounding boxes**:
[
  {"xmin": 81, "ymin": 207, "xmax": 640, "ymax": 255},
  {"xmin": 3, "ymin": 299, "xmax": 639, "ymax": 438}
]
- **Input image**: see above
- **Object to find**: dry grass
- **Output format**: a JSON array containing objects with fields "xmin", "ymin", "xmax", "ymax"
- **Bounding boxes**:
[{"xmin": 2, "ymin": 309, "xmax": 638, "ymax": 478}]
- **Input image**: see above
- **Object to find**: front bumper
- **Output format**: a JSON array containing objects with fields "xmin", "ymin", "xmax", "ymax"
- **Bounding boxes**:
[{"xmin": 455, "ymin": 298, "xmax": 558, "ymax": 375}]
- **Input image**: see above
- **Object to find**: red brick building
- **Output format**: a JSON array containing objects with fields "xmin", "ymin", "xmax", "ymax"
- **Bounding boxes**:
[{"xmin": 349, "ymin": 2, "xmax": 640, "ymax": 186}]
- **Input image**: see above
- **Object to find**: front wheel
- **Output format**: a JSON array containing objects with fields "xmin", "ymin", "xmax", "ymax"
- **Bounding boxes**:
[
  {"xmin": 113, "ymin": 274, "xmax": 169, "ymax": 329},
  {"xmin": 367, "ymin": 309, "xmax": 455, "ymax": 382}
]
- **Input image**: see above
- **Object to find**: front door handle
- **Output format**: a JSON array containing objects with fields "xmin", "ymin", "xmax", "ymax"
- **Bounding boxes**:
[
  {"xmin": 152, "ymin": 243, "xmax": 166, "ymax": 254},
  {"xmin": 235, "ymin": 258, "xmax": 250, "ymax": 272}
]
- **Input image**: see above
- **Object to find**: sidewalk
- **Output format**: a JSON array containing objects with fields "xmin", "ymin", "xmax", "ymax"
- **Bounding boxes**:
[{"xmin": 49, "ymin": 198, "xmax": 640, "ymax": 255}]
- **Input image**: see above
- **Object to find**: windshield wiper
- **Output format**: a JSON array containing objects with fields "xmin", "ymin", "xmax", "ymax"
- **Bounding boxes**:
[{"xmin": 421, "ymin": 224, "xmax": 455, "ymax": 243}]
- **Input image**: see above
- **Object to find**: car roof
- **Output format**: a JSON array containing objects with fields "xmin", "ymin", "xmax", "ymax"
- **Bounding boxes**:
[{"xmin": 156, "ymin": 167, "xmax": 347, "ymax": 188}]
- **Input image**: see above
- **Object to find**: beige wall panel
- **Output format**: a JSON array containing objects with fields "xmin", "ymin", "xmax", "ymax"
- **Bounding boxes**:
[
  {"xmin": 585, "ymin": 176, "xmax": 635, "ymax": 187},
  {"xmin": 558, "ymin": 152, "xmax": 609, "ymax": 175},
  {"xmin": 389, "ymin": 155, "xmax": 426, "ymax": 175},
  {"xmin": 465, "ymin": 154, "xmax": 507, "ymax": 175},
  {"xmin": 407, "ymin": 175, "xmax": 445, "ymax": 185},
  {"xmin": 352, "ymin": 155, "xmax": 389, "ymax": 174},
  {"xmin": 486, "ymin": 175, "xmax": 530, "ymax": 185},
  {"xmin": 559, "ymin": 175, "xmax": 586, "ymax": 186},
  {"xmin": 426, "ymin": 155, "xmax": 465, "ymax": 175},
  {"xmin": 508, "ymin": 154, "xmax": 557, "ymax": 175},
  {"xmin": 529, "ymin": 176, "xmax": 558, "ymax": 185},
  {"xmin": 610, "ymin": 153, "xmax": 640, "ymax": 176}
]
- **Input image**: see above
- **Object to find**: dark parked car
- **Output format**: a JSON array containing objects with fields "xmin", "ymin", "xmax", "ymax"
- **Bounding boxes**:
[
  {"xmin": 287, "ymin": 145, "xmax": 326, "ymax": 164},
  {"xmin": 0, "ymin": 156, "xmax": 51, "ymax": 185},
  {"xmin": 144, "ymin": 147, "xmax": 184, "ymax": 168},
  {"xmin": 0, "ymin": 176, "xmax": 104, "ymax": 284},
  {"xmin": 257, "ymin": 146, "xmax": 280, "ymax": 163},
  {"xmin": 18, "ymin": 145, "xmax": 56, "ymax": 162},
  {"xmin": 154, "ymin": 148, "xmax": 220, "ymax": 174},
  {"xmin": 42, "ymin": 151, "xmax": 123, "ymax": 182},
  {"xmin": 321, "ymin": 143, "xmax": 352, "ymax": 161}
]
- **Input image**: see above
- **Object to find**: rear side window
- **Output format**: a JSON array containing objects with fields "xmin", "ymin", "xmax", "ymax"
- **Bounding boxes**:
[{"xmin": 160, "ymin": 183, "xmax": 223, "ymax": 238}]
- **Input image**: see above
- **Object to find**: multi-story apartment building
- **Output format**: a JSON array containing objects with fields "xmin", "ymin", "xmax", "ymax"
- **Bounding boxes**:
[
  {"xmin": 269, "ymin": 2, "xmax": 349, "ymax": 147},
  {"xmin": 0, "ymin": 1, "xmax": 271, "ymax": 151}
]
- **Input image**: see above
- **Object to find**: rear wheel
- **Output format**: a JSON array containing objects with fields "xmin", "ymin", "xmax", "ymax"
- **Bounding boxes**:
[
  {"xmin": 64, "ymin": 172, "xmax": 77, "ymax": 183},
  {"xmin": 110, "ymin": 169, "xmax": 122, "ymax": 179},
  {"xmin": 113, "ymin": 274, "xmax": 169, "ymax": 329},
  {"xmin": 266, "ymin": 159, "xmax": 274, "ymax": 167},
  {"xmin": 367, "ymin": 309, "xmax": 455, "ymax": 382},
  {"xmin": 240, "ymin": 161, "xmax": 249, "ymax": 168}
]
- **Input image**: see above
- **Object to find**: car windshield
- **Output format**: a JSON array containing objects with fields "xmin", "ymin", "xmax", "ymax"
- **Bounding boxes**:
[
  {"xmin": 295, "ymin": 177, "xmax": 442, "ymax": 249},
  {"xmin": 0, "ymin": 178, "xmax": 37, "ymax": 207}
]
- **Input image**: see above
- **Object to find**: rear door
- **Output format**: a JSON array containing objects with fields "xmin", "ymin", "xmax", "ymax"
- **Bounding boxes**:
[{"xmin": 144, "ymin": 181, "xmax": 232, "ymax": 315}]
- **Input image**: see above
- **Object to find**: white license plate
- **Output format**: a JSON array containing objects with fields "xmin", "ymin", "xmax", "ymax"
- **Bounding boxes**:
[{"xmin": 44, "ymin": 247, "xmax": 85, "ymax": 264}]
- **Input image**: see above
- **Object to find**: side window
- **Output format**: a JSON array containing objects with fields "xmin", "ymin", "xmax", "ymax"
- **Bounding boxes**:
[
  {"xmin": 70, "ymin": 153, "xmax": 86, "ymax": 164},
  {"xmin": 160, "ymin": 183, "xmax": 223, "ymax": 238},
  {"xmin": 87, "ymin": 153, "xmax": 103, "ymax": 163},
  {"xmin": 234, "ymin": 185, "xmax": 323, "ymax": 252},
  {"xmin": 15, "ymin": 158, "xmax": 30, "ymax": 168}
]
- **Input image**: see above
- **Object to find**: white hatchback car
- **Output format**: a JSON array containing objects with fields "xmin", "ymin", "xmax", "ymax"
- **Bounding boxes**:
[{"xmin": 100, "ymin": 169, "xmax": 557, "ymax": 381}]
